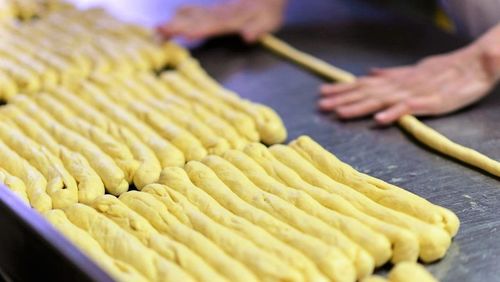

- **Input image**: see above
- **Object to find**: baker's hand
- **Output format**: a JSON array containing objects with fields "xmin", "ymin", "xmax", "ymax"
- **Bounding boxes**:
[
  {"xmin": 319, "ymin": 24, "xmax": 500, "ymax": 125},
  {"xmin": 157, "ymin": 0, "xmax": 286, "ymax": 43}
]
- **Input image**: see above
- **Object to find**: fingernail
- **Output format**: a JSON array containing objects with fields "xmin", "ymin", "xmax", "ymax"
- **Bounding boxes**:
[{"xmin": 375, "ymin": 113, "xmax": 391, "ymax": 124}]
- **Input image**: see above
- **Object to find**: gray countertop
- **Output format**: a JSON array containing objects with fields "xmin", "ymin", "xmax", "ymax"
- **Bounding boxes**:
[{"xmin": 192, "ymin": 2, "xmax": 500, "ymax": 281}]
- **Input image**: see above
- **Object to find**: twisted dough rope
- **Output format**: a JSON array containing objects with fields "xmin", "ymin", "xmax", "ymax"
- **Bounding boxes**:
[{"xmin": 260, "ymin": 34, "xmax": 500, "ymax": 178}]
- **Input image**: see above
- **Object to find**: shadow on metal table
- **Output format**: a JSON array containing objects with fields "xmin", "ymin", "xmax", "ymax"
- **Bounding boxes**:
[{"xmin": 192, "ymin": 1, "xmax": 500, "ymax": 281}]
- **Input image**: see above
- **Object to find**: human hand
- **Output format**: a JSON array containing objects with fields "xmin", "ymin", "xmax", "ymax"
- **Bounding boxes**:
[
  {"xmin": 318, "ymin": 44, "xmax": 499, "ymax": 125},
  {"xmin": 157, "ymin": 0, "xmax": 286, "ymax": 43}
]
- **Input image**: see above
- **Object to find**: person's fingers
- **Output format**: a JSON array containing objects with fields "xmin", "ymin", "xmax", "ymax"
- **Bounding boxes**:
[
  {"xmin": 369, "ymin": 66, "xmax": 412, "ymax": 77},
  {"xmin": 405, "ymin": 95, "xmax": 443, "ymax": 115},
  {"xmin": 374, "ymin": 103, "xmax": 410, "ymax": 125},
  {"xmin": 177, "ymin": 5, "xmax": 199, "ymax": 16},
  {"xmin": 157, "ymin": 6, "xmax": 204, "ymax": 38},
  {"xmin": 240, "ymin": 11, "xmax": 283, "ymax": 42},
  {"xmin": 241, "ymin": 22, "xmax": 267, "ymax": 43},
  {"xmin": 319, "ymin": 82, "xmax": 358, "ymax": 96},
  {"xmin": 335, "ymin": 98, "xmax": 385, "ymax": 119},
  {"xmin": 374, "ymin": 95, "xmax": 442, "ymax": 125},
  {"xmin": 318, "ymin": 91, "xmax": 366, "ymax": 110}
]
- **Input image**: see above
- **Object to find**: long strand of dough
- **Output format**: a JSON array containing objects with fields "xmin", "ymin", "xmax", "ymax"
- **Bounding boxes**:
[
  {"xmin": 43, "ymin": 209, "xmax": 149, "ymax": 282},
  {"xmin": 184, "ymin": 161, "xmax": 356, "ymax": 282},
  {"xmin": 261, "ymin": 34, "xmax": 500, "ymax": 179},
  {"xmin": 90, "ymin": 195, "xmax": 227, "ymax": 282},
  {"xmin": 118, "ymin": 191, "xmax": 258, "ymax": 282},
  {"xmin": 156, "ymin": 168, "xmax": 327, "ymax": 282},
  {"xmin": 289, "ymin": 135, "xmax": 460, "ymax": 236},
  {"xmin": 201, "ymin": 155, "xmax": 374, "ymax": 279},
  {"xmin": 144, "ymin": 186, "xmax": 304, "ymax": 282},
  {"xmin": 398, "ymin": 115, "xmax": 500, "ymax": 177},
  {"xmin": 64, "ymin": 203, "xmax": 196, "ymax": 282},
  {"xmin": 259, "ymin": 34, "xmax": 357, "ymax": 83},
  {"xmin": 222, "ymin": 149, "xmax": 391, "ymax": 266},
  {"xmin": 243, "ymin": 142, "xmax": 420, "ymax": 263}
]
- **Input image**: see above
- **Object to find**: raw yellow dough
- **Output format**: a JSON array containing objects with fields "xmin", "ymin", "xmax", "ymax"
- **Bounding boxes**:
[
  {"xmin": 0, "ymin": 106, "xmax": 60, "ymax": 154},
  {"xmin": 269, "ymin": 144, "xmax": 451, "ymax": 263},
  {"xmin": 0, "ymin": 140, "xmax": 51, "ymax": 211},
  {"xmin": 185, "ymin": 160, "xmax": 356, "ymax": 282},
  {"xmin": 119, "ymin": 191, "xmax": 257, "ymax": 282},
  {"xmin": 388, "ymin": 262, "xmax": 437, "ymax": 282},
  {"xmin": 133, "ymin": 73, "xmax": 246, "ymax": 150},
  {"xmin": 361, "ymin": 276, "xmax": 388, "ymax": 282},
  {"xmin": 177, "ymin": 57, "xmax": 287, "ymax": 145},
  {"xmin": 222, "ymin": 149, "xmax": 392, "ymax": 267},
  {"xmin": 243, "ymin": 142, "xmax": 420, "ymax": 263},
  {"xmin": 34, "ymin": 93, "xmax": 140, "ymax": 183},
  {"xmin": 43, "ymin": 209, "xmax": 149, "ymax": 282},
  {"xmin": 1, "ymin": 105, "xmax": 105, "ymax": 204},
  {"xmin": 91, "ymin": 195, "xmax": 227, "ymax": 282},
  {"xmin": 136, "ymin": 73, "xmax": 231, "ymax": 154},
  {"xmin": 125, "ymin": 99, "xmax": 207, "ymax": 161},
  {"xmin": 143, "ymin": 185, "xmax": 304, "ymax": 282},
  {"xmin": 367, "ymin": 174, "xmax": 460, "ymax": 238},
  {"xmin": 77, "ymin": 82, "xmax": 185, "ymax": 168},
  {"xmin": 0, "ymin": 168, "xmax": 30, "ymax": 204},
  {"xmin": 161, "ymin": 71, "xmax": 260, "ymax": 142},
  {"xmin": 0, "ymin": 57, "xmax": 40, "ymax": 93},
  {"xmin": 11, "ymin": 96, "xmax": 129, "ymax": 195},
  {"xmin": 157, "ymin": 167, "xmax": 328, "ymax": 282},
  {"xmin": 190, "ymin": 102, "xmax": 248, "ymax": 150},
  {"xmin": 49, "ymin": 87, "xmax": 161, "ymax": 188},
  {"xmin": 58, "ymin": 146, "xmax": 105, "ymax": 204},
  {"xmin": 0, "ymin": 72, "xmax": 18, "ymax": 101},
  {"xmin": 259, "ymin": 34, "xmax": 357, "ymax": 83},
  {"xmin": 89, "ymin": 75, "xmax": 208, "ymax": 161},
  {"xmin": 201, "ymin": 155, "xmax": 374, "ymax": 279},
  {"xmin": 0, "ymin": 121, "xmax": 78, "ymax": 208},
  {"xmin": 399, "ymin": 114, "xmax": 500, "ymax": 179},
  {"xmin": 289, "ymin": 135, "xmax": 460, "ymax": 237},
  {"xmin": 64, "ymin": 203, "xmax": 195, "ymax": 282}
]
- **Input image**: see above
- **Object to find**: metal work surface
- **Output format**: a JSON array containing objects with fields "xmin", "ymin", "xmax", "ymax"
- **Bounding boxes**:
[
  {"xmin": 0, "ymin": 186, "xmax": 113, "ymax": 282},
  {"xmin": 193, "ymin": 3, "xmax": 500, "ymax": 281}
]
